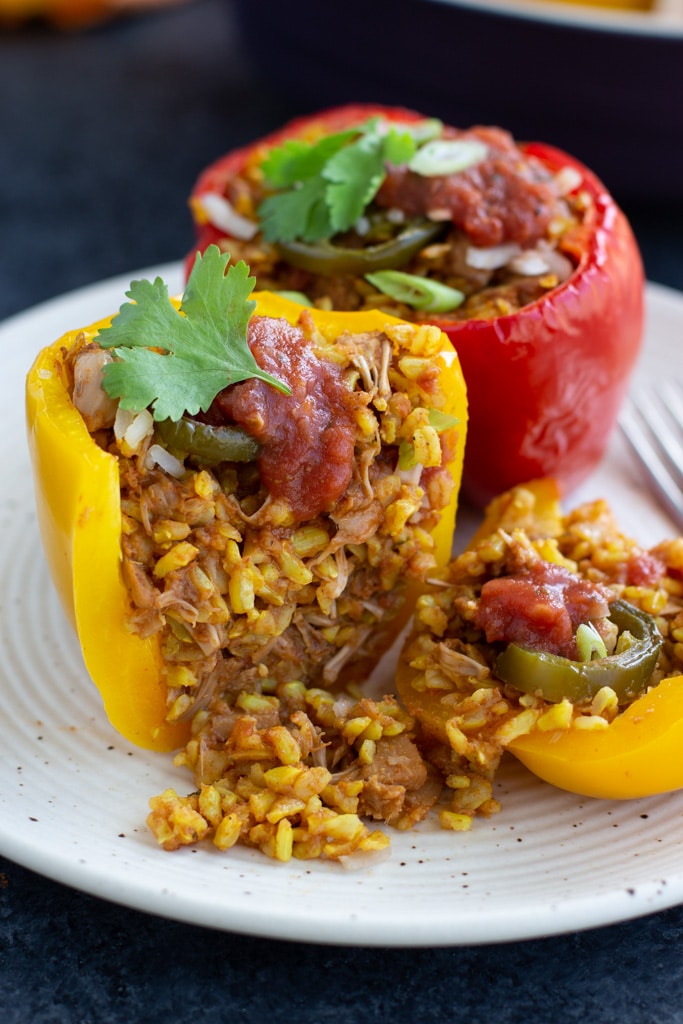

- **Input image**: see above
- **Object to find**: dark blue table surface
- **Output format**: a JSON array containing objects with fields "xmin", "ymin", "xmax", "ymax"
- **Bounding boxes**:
[{"xmin": 2, "ymin": 3, "xmax": 683, "ymax": 1020}]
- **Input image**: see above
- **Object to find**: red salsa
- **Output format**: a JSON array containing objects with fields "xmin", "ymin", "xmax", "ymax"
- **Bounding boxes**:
[
  {"xmin": 209, "ymin": 316, "xmax": 360, "ymax": 521},
  {"xmin": 475, "ymin": 562, "xmax": 613, "ymax": 659}
]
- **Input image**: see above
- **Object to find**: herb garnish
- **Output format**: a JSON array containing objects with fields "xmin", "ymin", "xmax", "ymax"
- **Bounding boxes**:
[
  {"xmin": 258, "ymin": 118, "xmax": 421, "ymax": 244},
  {"xmin": 98, "ymin": 246, "xmax": 291, "ymax": 422}
]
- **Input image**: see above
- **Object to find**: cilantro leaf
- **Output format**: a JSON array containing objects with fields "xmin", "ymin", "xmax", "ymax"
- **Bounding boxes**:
[
  {"xmin": 323, "ymin": 134, "xmax": 388, "ymax": 233},
  {"xmin": 259, "ymin": 176, "xmax": 331, "ymax": 243},
  {"xmin": 256, "ymin": 119, "xmax": 419, "ymax": 244},
  {"xmin": 324, "ymin": 126, "xmax": 417, "ymax": 234},
  {"xmin": 261, "ymin": 130, "xmax": 356, "ymax": 189},
  {"xmin": 97, "ymin": 246, "xmax": 291, "ymax": 422},
  {"xmin": 382, "ymin": 126, "xmax": 420, "ymax": 167}
]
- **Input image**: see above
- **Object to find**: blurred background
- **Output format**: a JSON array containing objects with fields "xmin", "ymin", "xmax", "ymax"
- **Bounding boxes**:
[{"xmin": 1, "ymin": 0, "xmax": 682, "ymax": 324}]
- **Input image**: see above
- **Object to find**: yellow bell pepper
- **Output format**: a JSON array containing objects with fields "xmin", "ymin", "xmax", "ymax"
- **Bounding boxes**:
[
  {"xmin": 396, "ymin": 478, "xmax": 683, "ymax": 801},
  {"xmin": 508, "ymin": 675, "xmax": 683, "ymax": 799},
  {"xmin": 26, "ymin": 292, "xmax": 467, "ymax": 752}
]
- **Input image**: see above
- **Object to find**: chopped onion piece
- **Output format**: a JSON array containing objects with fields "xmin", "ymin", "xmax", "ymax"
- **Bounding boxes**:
[
  {"xmin": 113, "ymin": 406, "xmax": 135, "ymax": 440},
  {"xmin": 196, "ymin": 192, "xmax": 259, "ymax": 240},
  {"xmin": 385, "ymin": 207, "xmax": 406, "ymax": 224},
  {"xmin": 332, "ymin": 695, "xmax": 356, "ymax": 718},
  {"xmin": 409, "ymin": 139, "xmax": 488, "ymax": 177},
  {"xmin": 122, "ymin": 409, "xmax": 154, "ymax": 453},
  {"xmin": 554, "ymin": 166, "xmax": 583, "ymax": 196},
  {"xmin": 146, "ymin": 443, "xmax": 186, "ymax": 478},
  {"xmin": 540, "ymin": 248, "xmax": 575, "ymax": 281},
  {"xmin": 426, "ymin": 208, "xmax": 452, "ymax": 222},
  {"xmin": 466, "ymin": 243, "xmax": 520, "ymax": 270},
  {"xmin": 508, "ymin": 250, "xmax": 552, "ymax": 276},
  {"xmin": 398, "ymin": 462, "xmax": 423, "ymax": 486}
]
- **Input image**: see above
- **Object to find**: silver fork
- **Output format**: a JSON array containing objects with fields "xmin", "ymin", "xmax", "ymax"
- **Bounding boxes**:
[{"xmin": 620, "ymin": 378, "xmax": 683, "ymax": 530}]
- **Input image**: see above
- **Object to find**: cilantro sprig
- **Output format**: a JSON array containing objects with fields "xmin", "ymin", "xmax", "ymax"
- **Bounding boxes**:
[
  {"xmin": 97, "ymin": 246, "xmax": 290, "ymax": 422},
  {"xmin": 258, "ymin": 118, "xmax": 422, "ymax": 244}
]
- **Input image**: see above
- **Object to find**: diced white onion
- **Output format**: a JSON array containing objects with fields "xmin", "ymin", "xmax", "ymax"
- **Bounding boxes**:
[
  {"xmin": 426, "ymin": 208, "xmax": 452, "ymax": 222},
  {"xmin": 146, "ymin": 443, "xmax": 186, "ymax": 478},
  {"xmin": 554, "ymin": 166, "xmax": 583, "ymax": 196},
  {"xmin": 124, "ymin": 409, "xmax": 154, "ymax": 451},
  {"xmin": 197, "ymin": 192, "xmax": 259, "ymax": 240},
  {"xmin": 332, "ymin": 695, "xmax": 355, "ymax": 718},
  {"xmin": 541, "ymin": 248, "xmax": 574, "ymax": 280},
  {"xmin": 507, "ymin": 250, "xmax": 551, "ymax": 276},
  {"xmin": 398, "ymin": 463, "xmax": 423, "ymax": 486},
  {"xmin": 115, "ymin": 407, "xmax": 154, "ymax": 455},
  {"xmin": 465, "ymin": 243, "xmax": 520, "ymax": 270},
  {"xmin": 113, "ymin": 406, "xmax": 135, "ymax": 441},
  {"xmin": 385, "ymin": 207, "xmax": 406, "ymax": 224}
]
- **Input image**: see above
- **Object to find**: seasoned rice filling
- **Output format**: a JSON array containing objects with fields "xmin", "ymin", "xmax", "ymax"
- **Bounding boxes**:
[
  {"xmin": 200, "ymin": 124, "xmax": 588, "ymax": 323},
  {"xmin": 68, "ymin": 311, "xmax": 463, "ymax": 861},
  {"xmin": 144, "ymin": 487, "xmax": 683, "ymax": 861},
  {"xmin": 67, "ymin": 305, "xmax": 682, "ymax": 863},
  {"xmin": 398, "ymin": 489, "xmax": 683, "ymax": 831}
]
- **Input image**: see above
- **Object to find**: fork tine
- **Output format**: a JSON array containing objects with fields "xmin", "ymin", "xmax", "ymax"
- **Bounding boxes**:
[{"xmin": 621, "ymin": 379, "xmax": 683, "ymax": 531}]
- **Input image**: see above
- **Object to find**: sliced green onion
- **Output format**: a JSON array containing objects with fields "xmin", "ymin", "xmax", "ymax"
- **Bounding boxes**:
[
  {"xmin": 390, "ymin": 118, "xmax": 443, "ymax": 144},
  {"xmin": 576, "ymin": 622, "xmax": 609, "ymax": 662},
  {"xmin": 397, "ymin": 440, "xmax": 418, "ymax": 471},
  {"xmin": 365, "ymin": 270, "xmax": 465, "ymax": 313},
  {"xmin": 428, "ymin": 409, "xmax": 460, "ymax": 432},
  {"xmin": 409, "ymin": 139, "xmax": 488, "ymax": 177},
  {"xmin": 275, "ymin": 290, "xmax": 312, "ymax": 305}
]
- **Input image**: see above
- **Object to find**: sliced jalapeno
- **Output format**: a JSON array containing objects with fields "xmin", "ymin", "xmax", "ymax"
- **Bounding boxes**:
[
  {"xmin": 275, "ymin": 218, "xmax": 445, "ymax": 276},
  {"xmin": 156, "ymin": 417, "xmax": 259, "ymax": 465},
  {"xmin": 494, "ymin": 599, "xmax": 663, "ymax": 705}
]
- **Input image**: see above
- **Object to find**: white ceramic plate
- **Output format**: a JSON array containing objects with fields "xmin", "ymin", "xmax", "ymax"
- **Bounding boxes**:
[
  {"xmin": 1, "ymin": 266, "xmax": 682, "ymax": 947},
  {"xmin": 438, "ymin": 0, "xmax": 683, "ymax": 36}
]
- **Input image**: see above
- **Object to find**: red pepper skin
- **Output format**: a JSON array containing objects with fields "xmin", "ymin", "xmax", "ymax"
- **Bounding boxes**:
[{"xmin": 187, "ymin": 105, "xmax": 644, "ymax": 506}]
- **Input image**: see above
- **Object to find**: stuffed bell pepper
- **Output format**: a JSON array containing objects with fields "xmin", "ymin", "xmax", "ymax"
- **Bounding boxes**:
[
  {"xmin": 188, "ymin": 104, "xmax": 644, "ymax": 507},
  {"xmin": 395, "ymin": 479, "xmax": 683, "ymax": 828},
  {"xmin": 26, "ymin": 247, "xmax": 470, "ymax": 860}
]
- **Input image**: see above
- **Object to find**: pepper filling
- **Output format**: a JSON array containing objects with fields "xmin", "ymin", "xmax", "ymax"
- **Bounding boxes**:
[
  {"xmin": 194, "ymin": 120, "xmax": 590, "ymax": 323},
  {"xmin": 396, "ymin": 486, "xmax": 682, "ymax": 829}
]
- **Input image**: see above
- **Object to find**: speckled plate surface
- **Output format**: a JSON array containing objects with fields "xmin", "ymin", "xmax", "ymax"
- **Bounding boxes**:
[{"xmin": 1, "ymin": 266, "xmax": 681, "ymax": 947}]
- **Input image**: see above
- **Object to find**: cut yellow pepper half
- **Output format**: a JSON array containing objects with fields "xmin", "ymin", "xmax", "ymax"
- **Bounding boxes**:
[
  {"xmin": 509, "ymin": 675, "xmax": 683, "ymax": 799},
  {"xmin": 396, "ymin": 478, "xmax": 683, "ymax": 801},
  {"xmin": 26, "ymin": 292, "xmax": 468, "ymax": 752}
]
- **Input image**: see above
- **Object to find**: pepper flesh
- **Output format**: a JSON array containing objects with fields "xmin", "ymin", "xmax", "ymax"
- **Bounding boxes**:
[
  {"xmin": 508, "ymin": 674, "xmax": 683, "ymax": 799},
  {"xmin": 395, "ymin": 478, "xmax": 683, "ymax": 800},
  {"xmin": 188, "ymin": 104, "xmax": 644, "ymax": 506},
  {"xmin": 26, "ymin": 293, "xmax": 468, "ymax": 751}
]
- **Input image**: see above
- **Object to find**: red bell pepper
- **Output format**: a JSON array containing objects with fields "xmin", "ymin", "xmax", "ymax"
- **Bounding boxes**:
[{"xmin": 186, "ymin": 104, "xmax": 644, "ymax": 506}]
